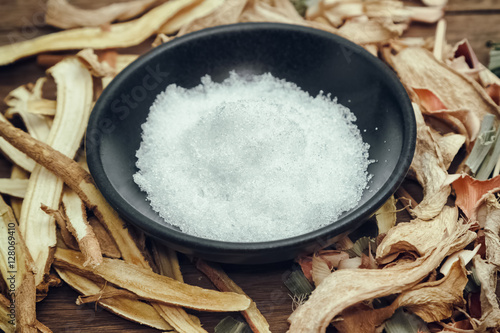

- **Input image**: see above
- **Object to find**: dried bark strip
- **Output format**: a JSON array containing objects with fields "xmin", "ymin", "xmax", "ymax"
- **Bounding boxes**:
[
  {"xmin": 54, "ymin": 248, "xmax": 251, "ymax": 312},
  {"xmin": 19, "ymin": 57, "xmax": 93, "ymax": 289},
  {"xmin": 0, "ymin": 0, "xmax": 199, "ymax": 65},
  {"xmin": 197, "ymin": 259, "xmax": 271, "ymax": 333}
]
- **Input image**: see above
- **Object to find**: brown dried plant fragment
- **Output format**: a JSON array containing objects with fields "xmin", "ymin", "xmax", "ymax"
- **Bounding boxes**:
[
  {"xmin": 390, "ymin": 47, "xmax": 500, "ymax": 123},
  {"xmin": 0, "ymin": 293, "xmax": 15, "ymax": 333},
  {"xmin": 54, "ymin": 267, "xmax": 173, "ymax": 331},
  {"xmin": 375, "ymin": 195, "xmax": 397, "ymax": 234},
  {"xmin": 0, "ymin": 0, "xmax": 199, "ymax": 65},
  {"xmin": 19, "ymin": 57, "xmax": 93, "ymax": 289},
  {"xmin": 76, "ymin": 49, "xmax": 116, "ymax": 78},
  {"xmin": 88, "ymin": 217, "xmax": 121, "ymax": 259},
  {"xmin": 10, "ymin": 166, "xmax": 28, "ymax": 221},
  {"xmin": 407, "ymin": 103, "xmax": 451, "ymax": 220},
  {"xmin": 54, "ymin": 248, "xmax": 251, "ymax": 312},
  {"xmin": 471, "ymin": 257, "xmax": 500, "ymax": 331},
  {"xmin": 288, "ymin": 212, "xmax": 472, "ymax": 332},
  {"xmin": 0, "ymin": 197, "xmax": 37, "ymax": 332},
  {"xmin": 430, "ymin": 130, "xmax": 466, "ymax": 170},
  {"xmin": 196, "ymin": 259, "xmax": 271, "ymax": 333},
  {"xmin": 45, "ymin": 0, "xmax": 159, "ymax": 29},
  {"xmin": 41, "ymin": 204, "xmax": 79, "ymax": 251},
  {"xmin": 376, "ymin": 206, "xmax": 475, "ymax": 265}
]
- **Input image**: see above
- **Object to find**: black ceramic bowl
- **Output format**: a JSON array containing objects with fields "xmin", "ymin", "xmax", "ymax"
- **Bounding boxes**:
[{"xmin": 86, "ymin": 22, "xmax": 415, "ymax": 264}]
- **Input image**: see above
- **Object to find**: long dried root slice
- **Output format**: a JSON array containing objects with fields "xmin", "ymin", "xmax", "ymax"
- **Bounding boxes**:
[
  {"xmin": 0, "ymin": 197, "xmax": 38, "ymax": 332},
  {"xmin": 0, "ymin": 179, "xmax": 28, "ymax": 198},
  {"xmin": 0, "ymin": 0, "xmax": 199, "ymax": 66},
  {"xmin": 10, "ymin": 166, "xmax": 29, "ymax": 220},
  {"xmin": 196, "ymin": 259, "xmax": 271, "ymax": 333},
  {"xmin": 61, "ymin": 187, "xmax": 103, "ymax": 268},
  {"xmin": 19, "ymin": 57, "xmax": 93, "ymax": 289},
  {"xmin": 151, "ymin": 242, "xmax": 205, "ymax": 332},
  {"xmin": 54, "ymin": 248, "xmax": 251, "ymax": 312},
  {"xmin": 0, "ymin": 114, "xmax": 36, "ymax": 172},
  {"xmin": 45, "ymin": 0, "xmax": 158, "ymax": 29},
  {"xmin": 54, "ymin": 267, "xmax": 174, "ymax": 331}
]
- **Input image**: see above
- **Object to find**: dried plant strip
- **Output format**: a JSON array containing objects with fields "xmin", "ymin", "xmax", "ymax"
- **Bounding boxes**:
[
  {"xmin": 0, "ymin": 114, "xmax": 35, "ymax": 172},
  {"xmin": 476, "ymin": 194, "xmax": 500, "ymax": 266},
  {"xmin": 4, "ymin": 78, "xmax": 52, "ymax": 142},
  {"xmin": 391, "ymin": 47, "xmax": 500, "ymax": 122},
  {"xmin": 408, "ymin": 103, "xmax": 450, "ymax": 220},
  {"xmin": 88, "ymin": 217, "xmax": 121, "ymax": 259},
  {"xmin": 54, "ymin": 248, "xmax": 251, "ymax": 312},
  {"xmin": 76, "ymin": 49, "xmax": 116, "ymax": 78},
  {"xmin": 158, "ymin": 0, "xmax": 225, "ymax": 34},
  {"xmin": 0, "ymin": 0, "xmax": 199, "ymax": 66},
  {"xmin": 150, "ymin": 242, "xmax": 205, "ymax": 332},
  {"xmin": 19, "ymin": 57, "xmax": 93, "ymax": 288},
  {"xmin": 0, "ymin": 197, "xmax": 37, "ymax": 332},
  {"xmin": 45, "ymin": 0, "xmax": 159, "ymax": 29},
  {"xmin": 10, "ymin": 166, "xmax": 28, "ymax": 221},
  {"xmin": 61, "ymin": 187, "xmax": 103, "ymax": 268},
  {"xmin": 41, "ymin": 205, "xmax": 79, "ymax": 251},
  {"xmin": 288, "ymin": 216, "xmax": 472, "ymax": 332},
  {"xmin": 376, "ymin": 206, "xmax": 475, "ymax": 264},
  {"xmin": 0, "ymin": 121, "xmax": 201, "ymax": 329},
  {"xmin": 54, "ymin": 267, "xmax": 174, "ymax": 331},
  {"xmin": 0, "ymin": 179, "xmax": 28, "ymax": 198},
  {"xmin": 197, "ymin": 260, "xmax": 271, "ymax": 333},
  {"xmin": 375, "ymin": 195, "xmax": 397, "ymax": 234}
]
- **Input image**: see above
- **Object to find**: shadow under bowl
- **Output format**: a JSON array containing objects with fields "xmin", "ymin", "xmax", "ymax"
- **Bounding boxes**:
[{"xmin": 86, "ymin": 22, "xmax": 416, "ymax": 264}]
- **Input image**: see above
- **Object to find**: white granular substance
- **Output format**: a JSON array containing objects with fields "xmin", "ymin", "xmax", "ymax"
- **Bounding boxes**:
[{"xmin": 134, "ymin": 72, "xmax": 371, "ymax": 242}]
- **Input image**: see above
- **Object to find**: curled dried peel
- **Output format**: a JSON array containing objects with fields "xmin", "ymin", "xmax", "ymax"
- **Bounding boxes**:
[
  {"xmin": 54, "ymin": 248, "xmax": 251, "ymax": 312},
  {"xmin": 430, "ymin": 131, "xmax": 466, "ymax": 170},
  {"xmin": 196, "ymin": 260, "xmax": 271, "ymax": 333},
  {"xmin": 376, "ymin": 206, "xmax": 475, "ymax": 264},
  {"xmin": 390, "ymin": 47, "xmax": 500, "ymax": 123},
  {"xmin": 288, "ymin": 216, "xmax": 472, "ymax": 333},
  {"xmin": 45, "ymin": 0, "xmax": 158, "ymax": 29},
  {"xmin": 409, "ymin": 103, "xmax": 451, "ymax": 220},
  {"xmin": 19, "ymin": 57, "xmax": 93, "ymax": 289},
  {"xmin": 54, "ymin": 267, "xmax": 173, "ymax": 331},
  {"xmin": 0, "ymin": 0, "xmax": 198, "ymax": 65}
]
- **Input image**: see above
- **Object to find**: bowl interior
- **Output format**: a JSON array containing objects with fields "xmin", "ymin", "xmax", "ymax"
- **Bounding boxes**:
[{"xmin": 86, "ymin": 22, "xmax": 415, "ymax": 264}]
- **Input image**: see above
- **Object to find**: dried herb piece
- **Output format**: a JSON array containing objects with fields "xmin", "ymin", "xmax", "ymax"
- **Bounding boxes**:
[
  {"xmin": 284, "ymin": 270, "xmax": 314, "ymax": 300},
  {"xmin": 88, "ymin": 217, "xmax": 121, "ymax": 259},
  {"xmin": 196, "ymin": 259, "xmax": 271, "ymax": 333},
  {"xmin": 384, "ymin": 309, "xmax": 429, "ymax": 333},
  {"xmin": 471, "ymin": 257, "xmax": 500, "ymax": 330},
  {"xmin": 45, "ymin": 0, "xmax": 159, "ymax": 29},
  {"xmin": 0, "ymin": 179, "xmax": 28, "ymax": 198},
  {"xmin": 215, "ymin": 317, "xmax": 252, "ymax": 333},
  {"xmin": 53, "ymin": 248, "xmax": 251, "ymax": 312},
  {"xmin": 375, "ymin": 195, "xmax": 397, "ymax": 234},
  {"xmin": 19, "ymin": 57, "xmax": 93, "ymax": 289},
  {"xmin": 0, "ymin": 0, "xmax": 199, "ymax": 65}
]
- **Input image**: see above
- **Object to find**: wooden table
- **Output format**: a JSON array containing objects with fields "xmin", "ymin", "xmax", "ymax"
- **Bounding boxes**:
[{"xmin": 0, "ymin": 1, "xmax": 499, "ymax": 332}]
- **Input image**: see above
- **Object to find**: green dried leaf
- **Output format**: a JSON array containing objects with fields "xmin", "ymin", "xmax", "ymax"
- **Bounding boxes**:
[
  {"xmin": 346, "ymin": 236, "xmax": 377, "ymax": 258},
  {"xmin": 214, "ymin": 317, "xmax": 252, "ymax": 333},
  {"xmin": 283, "ymin": 270, "xmax": 314, "ymax": 299}
]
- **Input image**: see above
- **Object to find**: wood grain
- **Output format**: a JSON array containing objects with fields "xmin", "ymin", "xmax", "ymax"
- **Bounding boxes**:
[{"xmin": 0, "ymin": 0, "xmax": 499, "ymax": 332}]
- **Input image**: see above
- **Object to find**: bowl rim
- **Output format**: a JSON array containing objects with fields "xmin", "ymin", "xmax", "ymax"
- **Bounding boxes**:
[{"xmin": 87, "ymin": 22, "xmax": 416, "ymax": 257}]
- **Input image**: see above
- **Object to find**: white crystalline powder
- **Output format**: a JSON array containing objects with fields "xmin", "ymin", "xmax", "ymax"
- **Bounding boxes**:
[{"xmin": 134, "ymin": 72, "xmax": 371, "ymax": 242}]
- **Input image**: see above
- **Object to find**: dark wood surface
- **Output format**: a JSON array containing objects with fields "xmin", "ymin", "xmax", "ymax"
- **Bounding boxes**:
[{"xmin": 0, "ymin": 1, "xmax": 499, "ymax": 332}]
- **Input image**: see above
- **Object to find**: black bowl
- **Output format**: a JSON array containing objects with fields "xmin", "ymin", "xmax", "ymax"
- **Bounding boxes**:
[{"xmin": 86, "ymin": 22, "xmax": 415, "ymax": 264}]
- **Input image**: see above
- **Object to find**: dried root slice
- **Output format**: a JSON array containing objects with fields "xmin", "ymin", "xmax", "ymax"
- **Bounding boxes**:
[
  {"xmin": 88, "ymin": 217, "xmax": 121, "ymax": 259},
  {"xmin": 376, "ymin": 206, "xmax": 475, "ymax": 264},
  {"xmin": 475, "ymin": 194, "xmax": 500, "ymax": 266},
  {"xmin": 60, "ymin": 188, "xmax": 103, "ymax": 268},
  {"xmin": 76, "ymin": 49, "xmax": 116, "ymax": 78},
  {"xmin": 10, "ymin": 166, "xmax": 28, "ymax": 221},
  {"xmin": 45, "ymin": 0, "xmax": 158, "ymax": 29},
  {"xmin": 41, "ymin": 205, "xmax": 79, "ymax": 251},
  {"xmin": 54, "ymin": 248, "xmax": 251, "ymax": 312},
  {"xmin": 337, "ymin": 19, "xmax": 402, "ymax": 45},
  {"xmin": 288, "ymin": 214, "xmax": 472, "ymax": 332},
  {"xmin": 19, "ymin": 57, "xmax": 93, "ymax": 289},
  {"xmin": 151, "ymin": 241, "xmax": 183, "ymax": 282},
  {"xmin": 0, "ymin": 197, "xmax": 38, "ymax": 332},
  {"xmin": 4, "ymin": 78, "xmax": 52, "ymax": 142},
  {"xmin": 158, "ymin": 0, "xmax": 225, "ymax": 35},
  {"xmin": 0, "ymin": 0, "xmax": 199, "ymax": 65},
  {"xmin": 390, "ymin": 47, "xmax": 500, "ymax": 123},
  {"xmin": 196, "ymin": 260, "xmax": 271, "ymax": 333},
  {"xmin": 0, "ymin": 178, "xmax": 28, "ymax": 198},
  {"xmin": 472, "ymin": 256, "xmax": 500, "ymax": 330},
  {"xmin": 54, "ymin": 267, "xmax": 173, "ymax": 331},
  {"xmin": 0, "ymin": 114, "xmax": 36, "ymax": 172}
]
